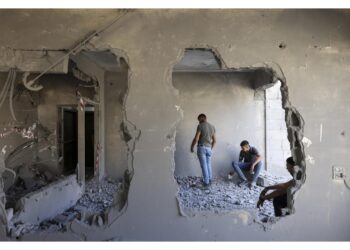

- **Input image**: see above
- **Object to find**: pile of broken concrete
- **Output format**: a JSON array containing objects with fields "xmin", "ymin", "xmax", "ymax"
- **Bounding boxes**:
[
  {"xmin": 175, "ymin": 171, "xmax": 290, "ymax": 222},
  {"xmin": 7, "ymin": 177, "xmax": 121, "ymax": 237}
]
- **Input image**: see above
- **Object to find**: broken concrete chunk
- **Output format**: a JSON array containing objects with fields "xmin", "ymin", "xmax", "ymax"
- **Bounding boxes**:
[
  {"xmin": 96, "ymin": 215, "xmax": 104, "ymax": 227},
  {"xmin": 12, "ymin": 175, "xmax": 83, "ymax": 225},
  {"xmin": 6, "ymin": 208, "xmax": 13, "ymax": 222},
  {"xmin": 256, "ymin": 176, "xmax": 266, "ymax": 187}
]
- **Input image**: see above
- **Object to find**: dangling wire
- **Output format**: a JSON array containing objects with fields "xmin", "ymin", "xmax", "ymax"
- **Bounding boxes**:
[
  {"xmin": 344, "ymin": 179, "xmax": 350, "ymax": 190},
  {"xmin": 0, "ymin": 68, "xmax": 14, "ymax": 109},
  {"xmin": 9, "ymin": 69, "xmax": 17, "ymax": 121},
  {"xmin": 0, "ymin": 68, "xmax": 12, "ymax": 103}
]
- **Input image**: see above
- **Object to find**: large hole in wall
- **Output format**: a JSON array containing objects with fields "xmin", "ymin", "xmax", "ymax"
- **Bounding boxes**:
[
  {"xmin": 172, "ymin": 48, "xmax": 306, "ymax": 226},
  {"xmin": 0, "ymin": 50, "xmax": 134, "ymax": 238}
]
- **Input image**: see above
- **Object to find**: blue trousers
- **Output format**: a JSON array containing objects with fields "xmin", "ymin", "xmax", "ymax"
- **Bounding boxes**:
[
  {"xmin": 197, "ymin": 145, "xmax": 213, "ymax": 184},
  {"xmin": 231, "ymin": 158, "xmax": 263, "ymax": 183}
]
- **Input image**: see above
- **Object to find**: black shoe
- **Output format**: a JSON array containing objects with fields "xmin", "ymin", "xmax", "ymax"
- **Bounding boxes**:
[{"xmin": 201, "ymin": 182, "xmax": 211, "ymax": 189}]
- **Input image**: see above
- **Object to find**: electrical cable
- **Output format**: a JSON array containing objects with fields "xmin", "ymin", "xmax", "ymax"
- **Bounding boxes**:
[
  {"xmin": 0, "ymin": 69, "xmax": 13, "ymax": 105},
  {"xmin": 0, "ymin": 69, "xmax": 14, "ymax": 109},
  {"xmin": 9, "ymin": 69, "xmax": 17, "ymax": 121},
  {"xmin": 0, "ymin": 69, "xmax": 12, "ymax": 102},
  {"xmin": 23, "ymin": 10, "xmax": 129, "ymax": 91},
  {"xmin": 344, "ymin": 178, "xmax": 350, "ymax": 190}
]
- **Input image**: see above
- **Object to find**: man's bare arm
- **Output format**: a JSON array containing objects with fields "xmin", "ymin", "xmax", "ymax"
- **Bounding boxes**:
[
  {"xmin": 257, "ymin": 180, "xmax": 294, "ymax": 208},
  {"xmin": 265, "ymin": 188, "xmax": 287, "ymax": 200},
  {"xmin": 257, "ymin": 187, "xmax": 288, "ymax": 209},
  {"xmin": 211, "ymin": 133, "xmax": 216, "ymax": 149},
  {"xmin": 250, "ymin": 154, "xmax": 263, "ymax": 173},
  {"xmin": 258, "ymin": 180, "xmax": 294, "ymax": 201},
  {"xmin": 190, "ymin": 131, "xmax": 201, "ymax": 153}
]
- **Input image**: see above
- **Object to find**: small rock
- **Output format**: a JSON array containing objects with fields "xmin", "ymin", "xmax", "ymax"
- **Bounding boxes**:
[
  {"xmin": 96, "ymin": 215, "xmax": 104, "ymax": 227},
  {"xmin": 234, "ymin": 200, "xmax": 242, "ymax": 205},
  {"xmin": 6, "ymin": 208, "xmax": 14, "ymax": 222}
]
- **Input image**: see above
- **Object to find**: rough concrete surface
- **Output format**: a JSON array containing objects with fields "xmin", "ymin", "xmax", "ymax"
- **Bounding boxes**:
[
  {"xmin": 11, "ymin": 174, "xmax": 82, "ymax": 225},
  {"xmin": 0, "ymin": 9, "xmax": 349, "ymax": 241},
  {"xmin": 6, "ymin": 177, "xmax": 120, "ymax": 238}
]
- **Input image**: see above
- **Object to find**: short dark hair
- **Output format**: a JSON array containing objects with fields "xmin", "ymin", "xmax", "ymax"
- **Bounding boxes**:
[
  {"xmin": 197, "ymin": 113, "xmax": 207, "ymax": 120},
  {"xmin": 240, "ymin": 140, "xmax": 249, "ymax": 147},
  {"xmin": 286, "ymin": 157, "xmax": 296, "ymax": 166}
]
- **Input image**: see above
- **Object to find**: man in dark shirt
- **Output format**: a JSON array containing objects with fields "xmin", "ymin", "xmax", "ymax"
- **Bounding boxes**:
[
  {"xmin": 257, "ymin": 157, "xmax": 296, "ymax": 217},
  {"xmin": 231, "ymin": 140, "xmax": 263, "ymax": 188},
  {"xmin": 190, "ymin": 114, "xmax": 216, "ymax": 187}
]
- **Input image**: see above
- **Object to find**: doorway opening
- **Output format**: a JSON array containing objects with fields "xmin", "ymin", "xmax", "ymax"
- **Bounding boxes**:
[
  {"xmin": 58, "ymin": 105, "xmax": 95, "ymax": 180},
  {"xmin": 60, "ymin": 106, "xmax": 78, "ymax": 176},
  {"xmin": 85, "ymin": 106, "xmax": 95, "ymax": 180}
]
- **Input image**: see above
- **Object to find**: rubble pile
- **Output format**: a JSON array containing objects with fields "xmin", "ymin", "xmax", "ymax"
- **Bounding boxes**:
[
  {"xmin": 175, "ymin": 171, "xmax": 291, "ymax": 222},
  {"xmin": 8, "ymin": 178, "xmax": 120, "ymax": 237},
  {"xmin": 74, "ymin": 178, "xmax": 120, "ymax": 214}
]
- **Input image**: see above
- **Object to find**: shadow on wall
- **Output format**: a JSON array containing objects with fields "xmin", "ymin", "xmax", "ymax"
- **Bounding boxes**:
[{"xmin": 172, "ymin": 48, "xmax": 306, "ymax": 228}]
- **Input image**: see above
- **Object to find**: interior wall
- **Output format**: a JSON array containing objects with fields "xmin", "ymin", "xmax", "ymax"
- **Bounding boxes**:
[
  {"xmin": 104, "ymin": 71, "xmax": 129, "ymax": 179},
  {"xmin": 173, "ymin": 72, "xmax": 265, "ymax": 178},
  {"xmin": 265, "ymin": 81, "xmax": 291, "ymax": 176},
  {"xmin": 36, "ymin": 73, "xmax": 95, "ymax": 174}
]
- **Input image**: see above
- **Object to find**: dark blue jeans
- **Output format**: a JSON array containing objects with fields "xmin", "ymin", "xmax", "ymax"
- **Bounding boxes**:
[{"xmin": 231, "ymin": 158, "xmax": 263, "ymax": 183}]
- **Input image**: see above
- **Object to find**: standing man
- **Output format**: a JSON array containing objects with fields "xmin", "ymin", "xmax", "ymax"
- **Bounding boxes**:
[
  {"xmin": 231, "ymin": 140, "xmax": 263, "ymax": 188},
  {"xmin": 257, "ymin": 157, "xmax": 296, "ymax": 217},
  {"xmin": 190, "ymin": 114, "xmax": 216, "ymax": 187}
]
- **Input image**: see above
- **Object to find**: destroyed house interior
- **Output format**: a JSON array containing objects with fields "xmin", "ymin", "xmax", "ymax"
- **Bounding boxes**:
[{"xmin": 0, "ymin": 9, "xmax": 349, "ymax": 241}]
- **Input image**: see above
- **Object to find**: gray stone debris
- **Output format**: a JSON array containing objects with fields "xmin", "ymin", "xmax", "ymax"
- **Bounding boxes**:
[
  {"xmin": 175, "ymin": 171, "xmax": 290, "ymax": 222},
  {"xmin": 96, "ymin": 215, "xmax": 104, "ymax": 227},
  {"xmin": 73, "ymin": 178, "xmax": 119, "ymax": 214}
]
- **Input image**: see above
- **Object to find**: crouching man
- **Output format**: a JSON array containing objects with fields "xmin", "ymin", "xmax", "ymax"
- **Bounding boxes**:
[
  {"xmin": 257, "ymin": 157, "xmax": 296, "ymax": 217},
  {"xmin": 231, "ymin": 140, "xmax": 263, "ymax": 188}
]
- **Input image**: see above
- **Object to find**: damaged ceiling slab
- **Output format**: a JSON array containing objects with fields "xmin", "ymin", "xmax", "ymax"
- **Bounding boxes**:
[{"xmin": 0, "ymin": 9, "xmax": 350, "ymax": 241}]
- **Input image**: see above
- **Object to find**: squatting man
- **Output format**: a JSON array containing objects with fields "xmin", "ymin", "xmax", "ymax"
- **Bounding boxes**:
[
  {"xmin": 257, "ymin": 156, "xmax": 296, "ymax": 217},
  {"xmin": 231, "ymin": 140, "xmax": 263, "ymax": 189}
]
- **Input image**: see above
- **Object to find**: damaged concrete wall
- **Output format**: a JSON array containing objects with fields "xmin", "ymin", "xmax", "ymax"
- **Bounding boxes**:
[
  {"xmin": 0, "ymin": 9, "xmax": 350, "ymax": 241},
  {"xmin": 104, "ymin": 71, "xmax": 129, "ymax": 179},
  {"xmin": 173, "ymin": 72, "xmax": 265, "ymax": 177},
  {"xmin": 84, "ymin": 9, "xmax": 350, "ymax": 241}
]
